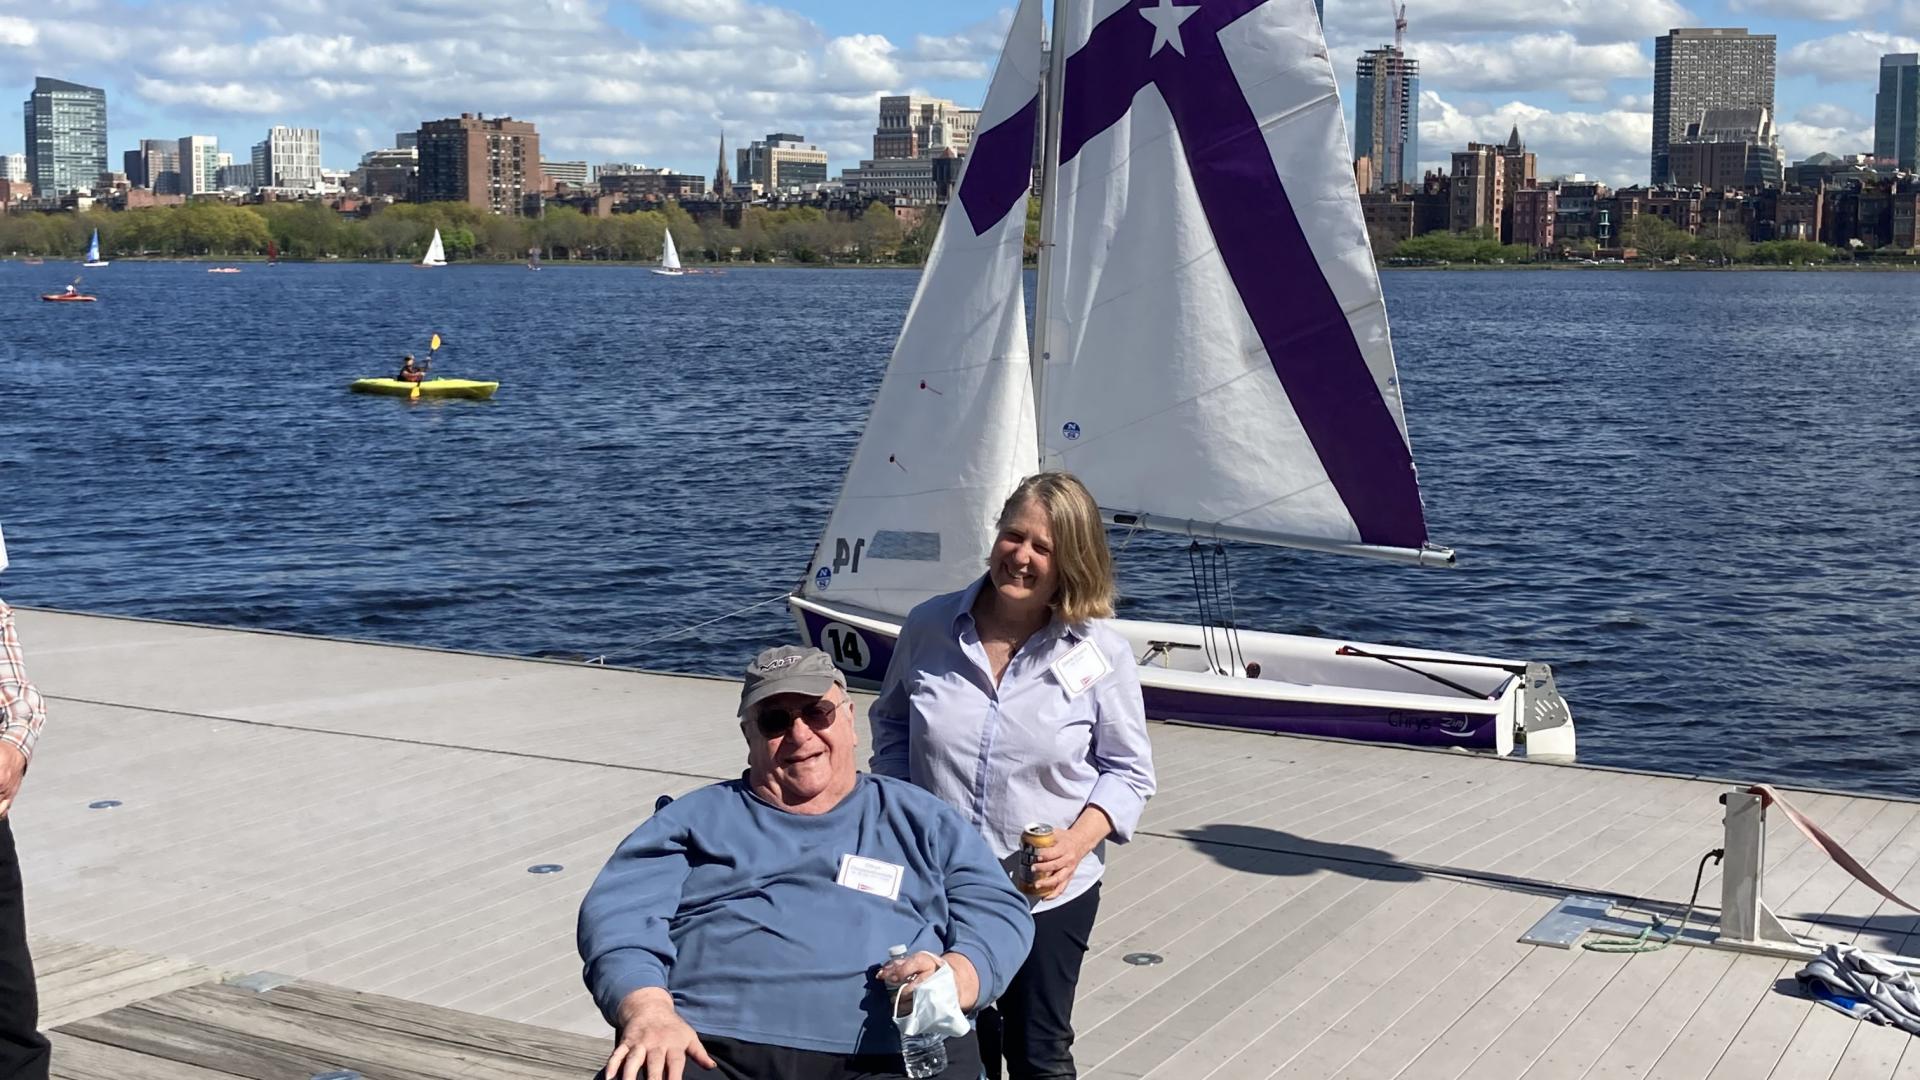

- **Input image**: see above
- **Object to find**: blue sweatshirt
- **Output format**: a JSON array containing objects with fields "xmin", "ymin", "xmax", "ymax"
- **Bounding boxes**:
[{"xmin": 578, "ymin": 774, "xmax": 1035, "ymax": 1055}]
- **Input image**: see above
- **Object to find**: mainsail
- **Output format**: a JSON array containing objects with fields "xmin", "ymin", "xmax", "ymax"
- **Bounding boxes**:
[
  {"xmin": 660, "ymin": 230, "xmax": 682, "ymax": 271},
  {"xmin": 83, "ymin": 229, "xmax": 102, "ymax": 264},
  {"xmin": 798, "ymin": 0, "xmax": 1043, "ymax": 617},
  {"xmin": 421, "ymin": 229, "xmax": 447, "ymax": 267},
  {"xmin": 1039, "ymin": 0, "xmax": 1434, "ymax": 559}
]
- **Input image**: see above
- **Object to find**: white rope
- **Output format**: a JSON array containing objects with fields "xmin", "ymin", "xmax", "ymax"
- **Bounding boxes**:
[{"xmin": 583, "ymin": 592, "xmax": 794, "ymax": 665}]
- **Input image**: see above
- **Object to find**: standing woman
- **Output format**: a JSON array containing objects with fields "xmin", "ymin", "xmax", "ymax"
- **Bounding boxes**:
[{"xmin": 870, "ymin": 472, "xmax": 1156, "ymax": 1080}]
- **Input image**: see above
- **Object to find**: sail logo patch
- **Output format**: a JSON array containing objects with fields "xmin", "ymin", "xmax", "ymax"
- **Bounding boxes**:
[
  {"xmin": 1062, "ymin": 421, "xmax": 1082, "ymax": 441},
  {"xmin": 814, "ymin": 567, "xmax": 832, "ymax": 590}
]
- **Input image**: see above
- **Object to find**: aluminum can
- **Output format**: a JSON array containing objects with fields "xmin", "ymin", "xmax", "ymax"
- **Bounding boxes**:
[{"xmin": 1017, "ymin": 823, "xmax": 1057, "ymax": 897}]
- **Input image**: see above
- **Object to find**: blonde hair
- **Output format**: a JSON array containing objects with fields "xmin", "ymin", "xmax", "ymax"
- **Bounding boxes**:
[{"xmin": 995, "ymin": 472, "xmax": 1116, "ymax": 622}]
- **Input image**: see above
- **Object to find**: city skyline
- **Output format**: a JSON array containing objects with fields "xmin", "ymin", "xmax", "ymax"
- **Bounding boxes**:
[{"xmin": 0, "ymin": 0, "xmax": 1913, "ymax": 187}]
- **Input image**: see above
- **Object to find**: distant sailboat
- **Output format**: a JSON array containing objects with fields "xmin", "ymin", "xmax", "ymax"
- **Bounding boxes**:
[
  {"xmin": 651, "ymin": 229, "xmax": 685, "ymax": 277},
  {"xmin": 267, "ymin": 239, "xmax": 279, "ymax": 265},
  {"xmin": 419, "ymin": 229, "xmax": 447, "ymax": 268},
  {"xmin": 82, "ymin": 229, "xmax": 109, "ymax": 268},
  {"xmin": 527, "ymin": 246, "xmax": 541, "ymax": 270}
]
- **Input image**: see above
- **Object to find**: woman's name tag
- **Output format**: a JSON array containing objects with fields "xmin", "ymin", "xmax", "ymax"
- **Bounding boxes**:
[{"xmin": 1050, "ymin": 638, "xmax": 1112, "ymax": 697}]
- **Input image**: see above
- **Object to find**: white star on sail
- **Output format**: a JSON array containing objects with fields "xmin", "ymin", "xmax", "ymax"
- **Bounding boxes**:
[{"xmin": 1140, "ymin": 0, "xmax": 1202, "ymax": 57}]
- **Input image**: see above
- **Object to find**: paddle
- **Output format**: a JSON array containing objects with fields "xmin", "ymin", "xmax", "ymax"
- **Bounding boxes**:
[{"xmin": 411, "ymin": 332, "xmax": 441, "ymax": 400}]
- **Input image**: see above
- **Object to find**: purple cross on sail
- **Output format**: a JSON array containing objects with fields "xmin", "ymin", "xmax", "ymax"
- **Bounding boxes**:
[{"xmin": 1041, "ymin": 0, "xmax": 1431, "ymax": 554}]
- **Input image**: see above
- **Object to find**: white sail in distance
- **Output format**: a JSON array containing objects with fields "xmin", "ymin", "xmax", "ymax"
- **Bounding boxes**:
[
  {"xmin": 1039, "ymin": 0, "xmax": 1433, "ymax": 557},
  {"xmin": 661, "ymin": 229, "xmax": 682, "ymax": 271},
  {"xmin": 799, "ymin": 0, "xmax": 1044, "ymax": 617},
  {"xmin": 420, "ymin": 229, "xmax": 447, "ymax": 267}
]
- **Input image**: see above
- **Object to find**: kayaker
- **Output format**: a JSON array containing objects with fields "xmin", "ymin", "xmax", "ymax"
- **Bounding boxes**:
[
  {"xmin": 61, "ymin": 285, "xmax": 75, "ymax": 297},
  {"xmin": 397, "ymin": 354, "xmax": 426, "ymax": 384}
]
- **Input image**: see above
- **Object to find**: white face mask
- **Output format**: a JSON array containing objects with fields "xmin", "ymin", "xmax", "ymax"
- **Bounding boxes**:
[{"xmin": 893, "ymin": 960, "xmax": 971, "ymax": 1039}]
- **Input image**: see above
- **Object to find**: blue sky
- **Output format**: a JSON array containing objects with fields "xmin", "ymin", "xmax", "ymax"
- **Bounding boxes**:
[{"xmin": 0, "ymin": 0, "xmax": 1909, "ymax": 187}]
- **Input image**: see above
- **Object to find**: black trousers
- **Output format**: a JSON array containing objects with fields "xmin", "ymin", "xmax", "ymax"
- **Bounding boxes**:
[
  {"xmin": 979, "ymin": 883, "xmax": 1100, "ymax": 1080},
  {"xmin": 670, "ymin": 1031, "xmax": 982, "ymax": 1079},
  {"xmin": 0, "ymin": 818, "xmax": 49, "ymax": 1080}
]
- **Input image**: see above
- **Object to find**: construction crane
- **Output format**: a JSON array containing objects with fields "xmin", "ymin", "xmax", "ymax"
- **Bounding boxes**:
[{"xmin": 1383, "ymin": 1, "xmax": 1409, "ymax": 188}]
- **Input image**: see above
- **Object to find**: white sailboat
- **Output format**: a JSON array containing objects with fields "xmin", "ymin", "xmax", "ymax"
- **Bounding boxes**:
[
  {"xmin": 789, "ymin": 0, "xmax": 1575, "ymax": 758},
  {"xmin": 419, "ymin": 229, "xmax": 447, "ymax": 268},
  {"xmin": 651, "ymin": 229, "xmax": 685, "ymax": 276},
  {"xmin": 82, "ymin": 228, "xmax": 109, "ymax": 268}
]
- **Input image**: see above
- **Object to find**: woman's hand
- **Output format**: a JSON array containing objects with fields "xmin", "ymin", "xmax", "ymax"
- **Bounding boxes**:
[{"xmin": 1028, "ymin": 807, "xmax": 1113, "ymax": 900}]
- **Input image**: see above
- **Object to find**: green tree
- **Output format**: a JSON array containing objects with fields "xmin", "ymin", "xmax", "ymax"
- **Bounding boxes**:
[
  {"xmin": 1748, "ymin": 239, "xmax": 1838, "ymax": 265},
  {"xmin": 1692, "ymin": 224, "xmax": 1748, "ymax": 266},
  {"xmin": 1622, "ymin": 215, "xmax": 1689, "ymax": 260},
  {"xmin": 855, "ymin": 202, "xmax": 905, "ymax": 262}
]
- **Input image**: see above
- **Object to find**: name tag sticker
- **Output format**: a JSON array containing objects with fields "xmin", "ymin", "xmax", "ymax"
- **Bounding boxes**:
[
  {"xmin": 1050, "ymin": 638, "xmax": 1112, "ymax": 697},
  {"xmin": 836, "ymin": 854, "xmax": 905, "ymax": 901}
]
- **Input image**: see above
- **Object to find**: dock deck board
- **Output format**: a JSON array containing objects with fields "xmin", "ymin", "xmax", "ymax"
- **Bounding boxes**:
[{"xmin": 14, "ymin": 608, "xmax": 1920, "ymax": 1078}]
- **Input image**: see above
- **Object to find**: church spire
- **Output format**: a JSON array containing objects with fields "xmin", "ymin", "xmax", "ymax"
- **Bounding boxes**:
[
  {"xmin": 715, "ymin": 131, "xmax": 732, "ymax": 198},
  {"xmin": 1506, "ymin": 124, "xmax": 1523, "ymax": 151}
]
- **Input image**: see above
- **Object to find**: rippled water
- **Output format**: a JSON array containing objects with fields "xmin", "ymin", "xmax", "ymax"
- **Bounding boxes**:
[{"xmin": 3, "ymin": 262, "xmax": 1916, "ymax": 795}]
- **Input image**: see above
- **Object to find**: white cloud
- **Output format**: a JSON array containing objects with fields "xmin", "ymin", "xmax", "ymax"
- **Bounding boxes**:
[
  {"xmin": 1730, "ymin": 0, "xmax": 1885, "ymax": 20},
  {"xmin": 1325, "ymin": 0, "xmax": 1693, "ymax": 46},
  {"xmin": 1777, "ymin": 120, "xmax": 1873, "ymax": 160},
  {"xmin": 0, "ymin": 15, "xmax": 38, "ymax": 47},
  {"xmin": 1409, "ymin": 34, "xmax": 1648, "ymax": 100},
  {"xmin": 1417, "ymin": 91, "xmax": 1652, "ymax": 187},
  {"xmin": 2, "ymin": 0, "xmax": 1007, "ymax": 174},
  {"xmin": 1797, "ymin": 103, "xmax": 1869, "ymax": 128},
  {"xmin": 1785, "ymin": 30, "xmax": 1920, "ymax": 84}
]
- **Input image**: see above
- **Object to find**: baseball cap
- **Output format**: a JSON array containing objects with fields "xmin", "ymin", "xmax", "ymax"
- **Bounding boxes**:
[{"xmin": 739, "ymin": 645, "xmax": 845, "ymax": 716}]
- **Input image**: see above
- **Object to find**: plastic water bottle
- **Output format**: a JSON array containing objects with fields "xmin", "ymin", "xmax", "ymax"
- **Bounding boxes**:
[{"xmin": 889, "ymin": 944, "xmax": 948, "ymax": 1078}]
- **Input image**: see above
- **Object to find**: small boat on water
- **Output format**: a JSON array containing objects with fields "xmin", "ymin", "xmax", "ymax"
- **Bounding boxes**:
[
  {"xmin": 208, "ymin": 267, "xmax": 241, "ymax": 274},
  {"xmin": 786, "ymin": 0, "xmax": 1575, "ymax": 759},
  {"xmin": 83, "ymin": 228, "xmax": 108, "ymax": 268},
  {"xmin": 267, "ymin": 240, "xmax": 279, "ymax": 265},
  {"xmin": 650, "ymin": 230, "xmax": 685, "ymax": 277},
  {"xmin": 349, "ymin": 378, "xmax": 498, "ymax": 400},
  {"xmin": 419, "ymin": 229, "xmax": 447, "ymax": 268},
  {"xmin": 41, "ymin": 291, "xmax": 97, "ymax": 303}
]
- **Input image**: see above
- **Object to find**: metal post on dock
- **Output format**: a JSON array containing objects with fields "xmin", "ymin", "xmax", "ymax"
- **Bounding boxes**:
[{"xmin": 1714, "ymin": 789, "xmax": 1814, "ymax": 958}]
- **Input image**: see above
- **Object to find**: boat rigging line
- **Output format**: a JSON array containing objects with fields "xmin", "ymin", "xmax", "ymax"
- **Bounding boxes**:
[{"xmin": 1335, "ymin": 644, "xmax": 1495, "ymax": 699}]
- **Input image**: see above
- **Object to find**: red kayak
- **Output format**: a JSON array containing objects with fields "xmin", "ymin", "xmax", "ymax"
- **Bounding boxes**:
[{"xmin": 40, "ymin": 293, "xmax": 97, "ymax": 302}]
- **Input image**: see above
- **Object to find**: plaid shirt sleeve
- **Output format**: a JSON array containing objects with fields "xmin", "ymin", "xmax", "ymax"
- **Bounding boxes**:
[{"xmin": 0, "ymin": 601, "xmax": 46, "ymax": 766}]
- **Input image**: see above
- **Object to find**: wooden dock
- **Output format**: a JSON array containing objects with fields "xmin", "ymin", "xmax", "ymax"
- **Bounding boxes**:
[{"xmin": 12, "ymin": 608, "xmax": 1920, "ymax": 1078}]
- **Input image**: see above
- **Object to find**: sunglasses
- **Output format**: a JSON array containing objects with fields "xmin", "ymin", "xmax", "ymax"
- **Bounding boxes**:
[{"xmin": 751, "ymin": 699, "xmax": 846, "ymax": 738}]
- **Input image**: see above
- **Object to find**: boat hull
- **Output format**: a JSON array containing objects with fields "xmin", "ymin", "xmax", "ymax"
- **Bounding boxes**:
[
  {"xmin": 348, "ymin": 378, "xmax": 498, "ymax": 400},
  {"xmin": 651, "ymin": 269, "xmax": 685, "ymax": 277},
  {"xmin": 83, "ymin": 261, "xmax": 109, "ymax": 268},
  {"xmin": 40, "ymin": 294, "xmax": 97, "ymax": 302},
  {"xmin": 789, "ymin": 596, "xmax": 1574, "ymax": 759}
]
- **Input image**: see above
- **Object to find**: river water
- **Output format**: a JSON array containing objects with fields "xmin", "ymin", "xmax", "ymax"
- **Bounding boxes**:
[{"xmin": 3, "ymin": 262, "xmax": 1916, "ymax": 796}]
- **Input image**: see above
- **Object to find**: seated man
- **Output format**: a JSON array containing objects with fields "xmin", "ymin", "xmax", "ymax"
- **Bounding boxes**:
[
  {"xmin": 396, "ymin": 354, "xmax": 425, "ymax": 383},
  {"xmin": 579, "ymin": 645, "xmax": 1034, "ymax": 1080}
]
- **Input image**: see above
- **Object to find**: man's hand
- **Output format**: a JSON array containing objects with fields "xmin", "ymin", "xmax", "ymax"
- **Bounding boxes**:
[
  {"xmin": 604, "ymin": 987, "xmax": 715, "ymax": 1080},
  {"xmin": 0, "ymin": 742, "xmax": 25, "ymax": 820},
  {"xmin": 877, "ymin": 950, "xmax": 981, "ymax": 1012}
]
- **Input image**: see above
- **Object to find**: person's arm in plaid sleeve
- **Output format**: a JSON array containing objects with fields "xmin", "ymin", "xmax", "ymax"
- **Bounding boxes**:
[{"xmin": 0, "ymin": 601, "xmax": 45, "ymax": 818}]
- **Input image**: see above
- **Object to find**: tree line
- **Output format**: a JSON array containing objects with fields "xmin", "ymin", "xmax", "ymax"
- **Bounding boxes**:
[
  {"xmin": 0, "ymin": 199, "xmax": 943, "ymax": 265},
  {"xmin": 1388, "ymin": 220, "xmax": 1846, "ymax": 267}
]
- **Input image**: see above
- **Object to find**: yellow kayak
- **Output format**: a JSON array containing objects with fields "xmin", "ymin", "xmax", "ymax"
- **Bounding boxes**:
[{"xmin": 349, "ymin": 378, "xmax": 499, "ymax": 400}]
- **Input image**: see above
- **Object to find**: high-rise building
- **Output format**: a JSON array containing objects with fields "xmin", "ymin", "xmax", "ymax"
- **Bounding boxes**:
[
  {"xmin": 1651, "ymin": 28, "xmax": 1776, "ymax": 186},
  {"xmin": 124, "ymin": 138, "xmax": 179, "ymax": 193},
  {"xmin": 1876, "ymin": 54, "xmax": 1920, "ymax": 171},
  {"xmin": 353, "ymin": 146, "xmax": 418, "ymax": 199},
  {"xmin": 873, "ymin": 96, "xmax": 980, "ymax": 160},
  {"xmin": 218, "ymin": 163, "xmax": 256, "ymax": 190},
  {"xmin": 2, "ymin": 153, "xmax": 25, "ymax": 183},
  {"xmin": 251, "ymin": 127, "xmax": 322, "ymax": 190},
  {"xmin": 542, "ymin": 159, "xmax": 590, "ymax": 189},
  {"xmin": 737, "ymin": 133, "xmax": 828, "ymax": 191},
  {"xmin": 1354, "ymin": 47, "xmax": 1419, "ymax": 192},
  {"xmin": 1670, "ymin": 107, "xmax": 1783, "ymax": 188},
  {"xmin": 177, "ymin": 135, "xmax": 220, "ymax": 195},
  {"xmin": 23, "ymin": 76, "xmax": 107, "ymax": 197},
  {"xmin": 1449, "ymin": 143, "xmax": 1505, "ymax": 235},
  {"xmin": 1496, "ymin": 126, "xmax": 1536, "ymax": 241},
  {"xmin": 416, "ymin": 114, "xmax": 541, "ymax": 215}
]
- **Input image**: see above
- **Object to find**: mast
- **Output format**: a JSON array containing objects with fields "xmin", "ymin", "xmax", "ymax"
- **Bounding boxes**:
[{"xmin": 1028, "ymin": 0, "xmax": 1070, "ymax": 473}]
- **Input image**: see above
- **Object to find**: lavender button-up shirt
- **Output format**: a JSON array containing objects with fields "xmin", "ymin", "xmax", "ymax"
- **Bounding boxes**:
[{"xmin": 870, "ymin": 577, "xmax": 1157, "ymax": 913}]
